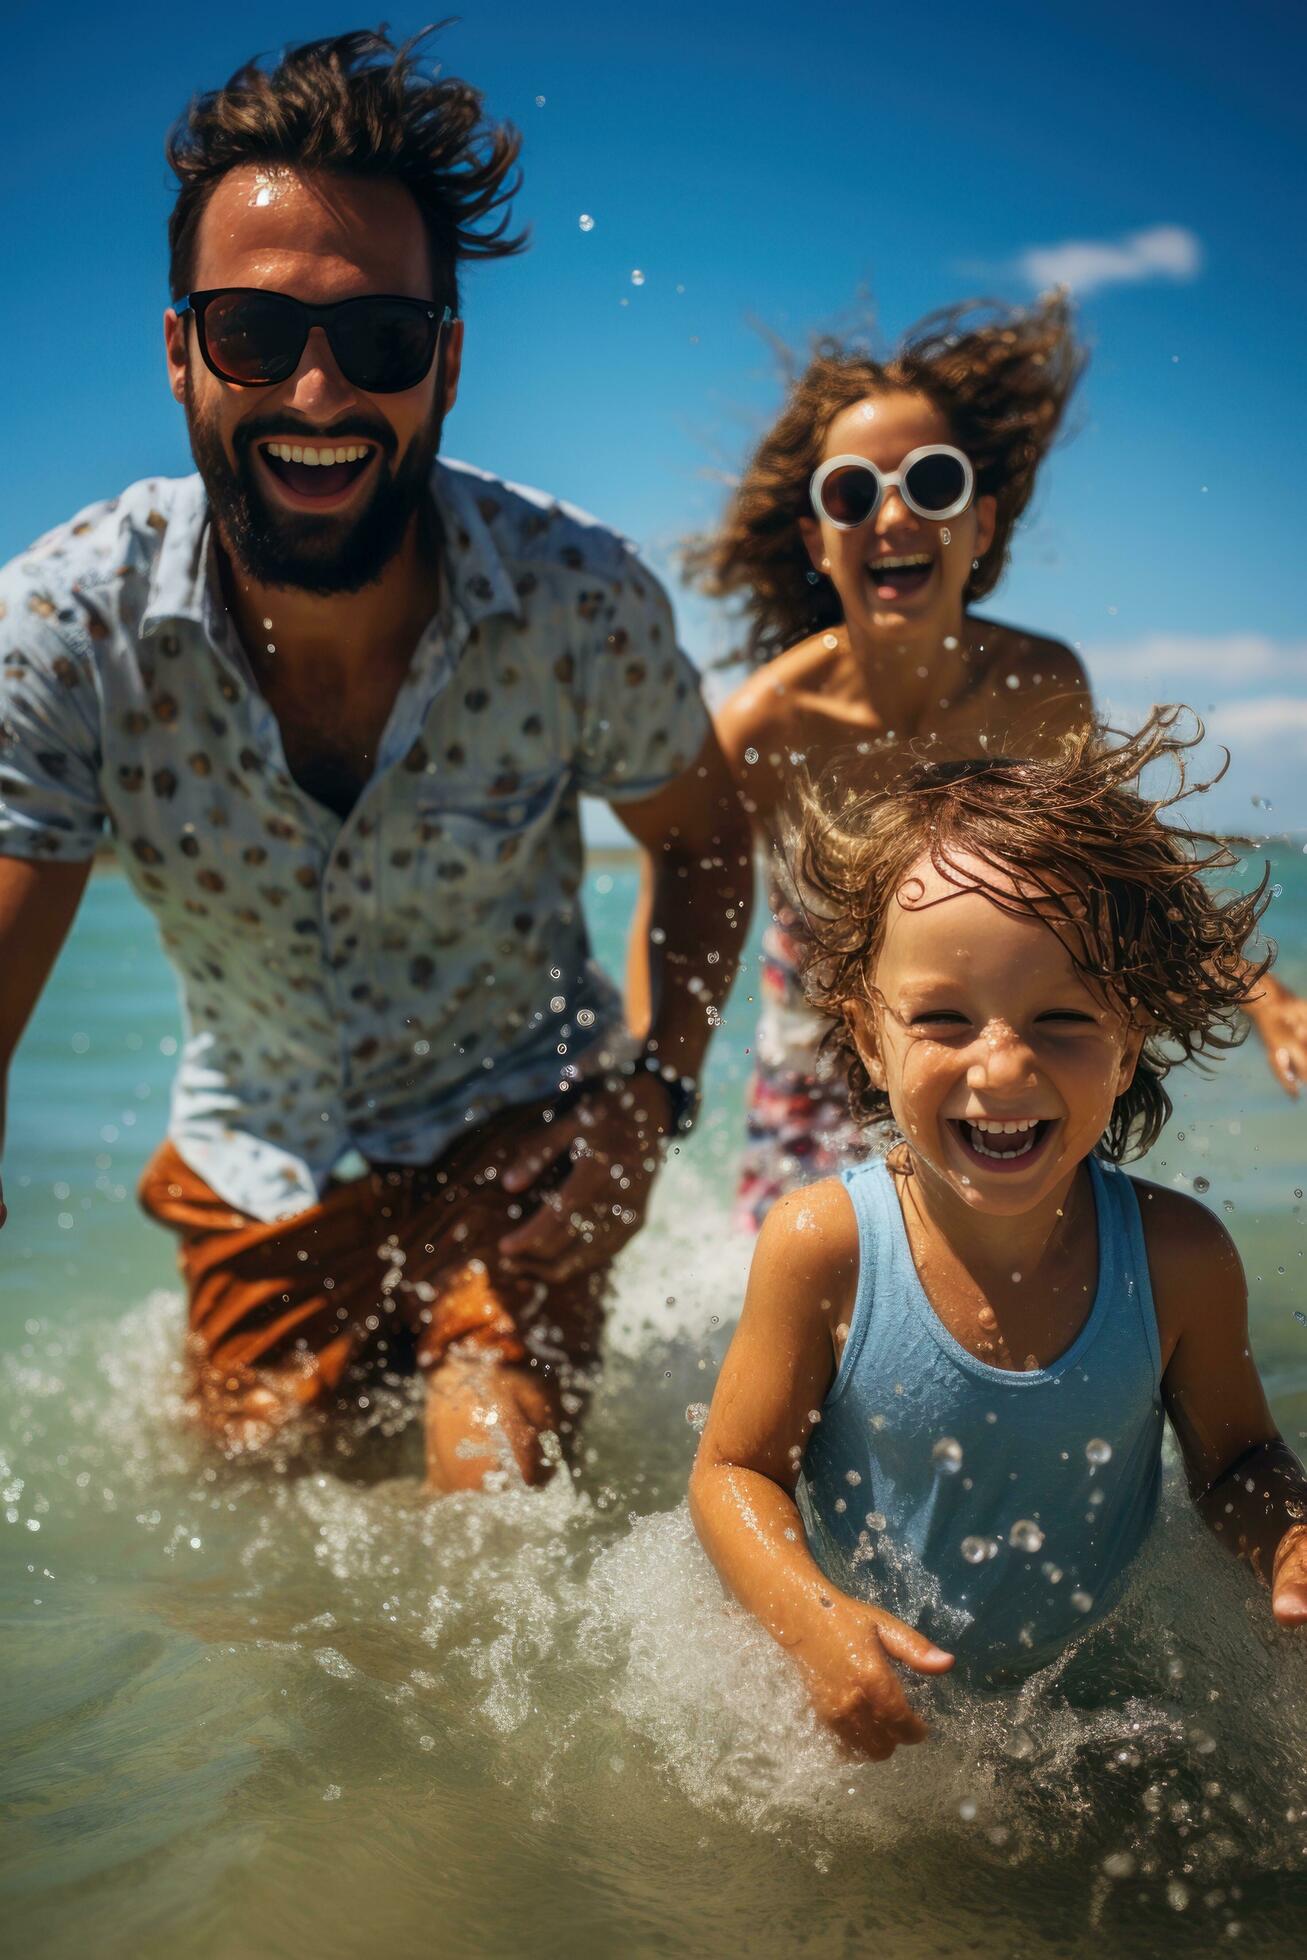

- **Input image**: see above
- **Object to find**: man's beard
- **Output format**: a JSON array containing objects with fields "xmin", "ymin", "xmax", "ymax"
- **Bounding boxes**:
[{"xmin": 185, "ymin": 380, "xmax": 442, "ymax": 597}]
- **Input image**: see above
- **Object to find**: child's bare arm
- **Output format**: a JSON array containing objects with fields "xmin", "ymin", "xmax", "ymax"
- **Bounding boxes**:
[
  {"xmin": 1144, "ymin": 1183, "xmax": 1307, "ymax": 1625},
  {"xmin": 689, "ymin": 1182, "xmax": 954, "ymax": 1759}
]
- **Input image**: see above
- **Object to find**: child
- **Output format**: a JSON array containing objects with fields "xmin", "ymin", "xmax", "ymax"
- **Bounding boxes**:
[{"xmin": 690, "ymin": 713, "xmax": 1307, "ymax": 1760}]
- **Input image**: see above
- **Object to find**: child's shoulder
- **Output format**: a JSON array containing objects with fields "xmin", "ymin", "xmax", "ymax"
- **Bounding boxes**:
[
  {"xmin": 751, "ymin": 1177, "xmax": 861, "ymax": 1311},
  {"xmin": 1119, "ymin": 1172, "xmax": 1245, "ymax": 1354}
]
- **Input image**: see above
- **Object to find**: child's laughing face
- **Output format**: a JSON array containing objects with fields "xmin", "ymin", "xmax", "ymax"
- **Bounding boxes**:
[{"xmin": 855, "ymin": 851, "xmax": 1145, "ymax": 1215}]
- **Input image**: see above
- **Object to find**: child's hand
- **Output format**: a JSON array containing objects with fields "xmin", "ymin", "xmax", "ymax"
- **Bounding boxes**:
[
  {"xmin": 1272, "ymin": 1525, "xmax": 1307, "ymax": 1626},
  {"xmin": 795, "ymin": 1598, "xmax": 954, "ymax": 1761}
]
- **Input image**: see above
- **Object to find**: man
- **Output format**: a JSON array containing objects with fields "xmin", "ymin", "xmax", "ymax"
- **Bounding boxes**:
[{"xmin": 0, "ymin": 30, "xmax": 751, "ymax": 1488}]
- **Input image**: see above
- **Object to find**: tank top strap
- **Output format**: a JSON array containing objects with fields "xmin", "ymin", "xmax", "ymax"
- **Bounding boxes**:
[
  {"xmin": 829, "ymin": 1161, "xmax": 909, "ymax": 1406},
  {"xmin": 1086, "ymin": 1158, "xmax": 1162, "ymax": 1387}
]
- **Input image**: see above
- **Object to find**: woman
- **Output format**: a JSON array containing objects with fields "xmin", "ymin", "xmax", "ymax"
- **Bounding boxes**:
[{"xmin": 688, "ymin": 294, "xmax": 1307, "ymax": 1227}]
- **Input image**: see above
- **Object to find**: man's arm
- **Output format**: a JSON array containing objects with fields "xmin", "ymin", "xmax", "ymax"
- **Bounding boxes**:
[
  {"xmin": 0, "ymin": 855, "xmax": 92, "ymax": 1226},
  {"xmin": 1147, "ymin": 1182, "xmax": 1307, "ymax": 1624},
  {"xmin": 499, "ymin": 727, "xmax": 752, "ymax": 1278},
  {"xmin": 614, "ymin": 722, "xmax": 753, "ymax": 1083}
]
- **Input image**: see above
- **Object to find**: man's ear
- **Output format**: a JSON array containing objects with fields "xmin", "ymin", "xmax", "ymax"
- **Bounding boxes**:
[
  {"xmin": 164, "ymin": 307, "xmax": 187, "ymax": 407},
  {"xmin": 438, "ymin": 316, "xmax": 465, "ymax": 417}
]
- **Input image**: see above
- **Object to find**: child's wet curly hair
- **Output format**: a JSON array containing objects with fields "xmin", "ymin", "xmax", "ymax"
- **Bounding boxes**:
[
  {"xmin": 793, "ymin": 708, "xmax": 1271, "ymax": 1162},
  {"xmin": 686, "ymin": 291, "xmax": 1084, "ymax": 667}
]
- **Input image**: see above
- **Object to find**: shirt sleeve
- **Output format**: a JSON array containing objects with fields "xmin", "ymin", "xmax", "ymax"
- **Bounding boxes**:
[
  {"xmin": 0, "ymin": 574, "xmax": 105, "ymax": 861},
  {"xmin": 573, "ymin": 555, "xmax": 710, "ymax": 802}
]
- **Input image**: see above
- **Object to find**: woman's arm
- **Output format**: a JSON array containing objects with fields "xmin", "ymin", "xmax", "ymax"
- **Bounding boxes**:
[
  {"xmin": 1144, "ymin": 1182, "xmax": 1307, "ymax": 1624},
  {"xmin": 689, "ymin": 1181, "xmax": 954, "ymax": 1758}
]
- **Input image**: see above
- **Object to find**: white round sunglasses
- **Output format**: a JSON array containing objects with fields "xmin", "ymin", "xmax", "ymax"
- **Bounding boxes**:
[{"xmin": 810, "ymin": 444, "xmax": 974, "ymax": 529}]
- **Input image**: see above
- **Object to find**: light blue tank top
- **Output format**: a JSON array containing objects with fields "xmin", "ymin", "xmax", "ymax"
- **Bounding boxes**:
[{"xmin": 799, "ymin": 1157, "xmax": 1164, "ymax": 1678}]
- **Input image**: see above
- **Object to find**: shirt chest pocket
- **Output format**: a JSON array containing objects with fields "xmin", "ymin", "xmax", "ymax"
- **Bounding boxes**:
[{"xmin": 410, "ymin": 769, "xmax": 570, "ymax": 914}]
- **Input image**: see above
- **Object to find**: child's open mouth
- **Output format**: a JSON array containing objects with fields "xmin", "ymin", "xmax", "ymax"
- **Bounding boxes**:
[
  {"xmin": 867, "ymin": 553, "xmax": 935, "ymax": 602},
  {"xmin": 950, "ymin": 1116, "xmax": 1056, "ymax": 1172}
]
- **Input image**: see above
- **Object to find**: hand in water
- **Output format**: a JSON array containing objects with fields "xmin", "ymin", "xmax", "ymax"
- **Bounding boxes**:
[
  {"xmin": 497, "ymin": 1075, "xmax": 672, "ymax": 1281},
  {"xmin": 1272, "ymin": 1526, "xmax": 1307, "ymax": 1626},
  {"xmin": 1248, "ymin": 981, "xmax": 1307, "ymax": 1098},
  {"xmin": 795, "ymin": 1598, "xmax": 954, "ymax": 1761}
]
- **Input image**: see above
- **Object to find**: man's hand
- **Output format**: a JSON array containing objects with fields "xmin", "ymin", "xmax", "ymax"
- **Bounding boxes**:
[
  {"xmin": 1247, "ymin": 978, "xmax": 1307, "ymax": 1097},
  {"xmin": 794, "ymin": 1597, "xmax": 955, "ymax": 1761},
  {"xmin": 497, "ymin": 1073, "xmax": 675, "ymax": 1281},
  {"xmin": 1272, "ymin": 1524, "xmax": 1307, "ymax": 1626}
]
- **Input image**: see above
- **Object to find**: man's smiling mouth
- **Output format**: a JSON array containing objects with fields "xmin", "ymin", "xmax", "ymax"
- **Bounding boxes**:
[{"xmin": 257, "ymin": 439, "xmax": 379, "ymax": 502}]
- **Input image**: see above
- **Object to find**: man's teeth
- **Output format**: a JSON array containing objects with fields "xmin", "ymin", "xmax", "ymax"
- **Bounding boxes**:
[{"xmin": 263, "ymin": 442, "xmax": 372, "ymax": 466}]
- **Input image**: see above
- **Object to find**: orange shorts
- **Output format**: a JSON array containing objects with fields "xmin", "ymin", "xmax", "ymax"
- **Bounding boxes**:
[{"xmin": 138, "ymin": 1098, "xmax": 609, "ymax": 1426}]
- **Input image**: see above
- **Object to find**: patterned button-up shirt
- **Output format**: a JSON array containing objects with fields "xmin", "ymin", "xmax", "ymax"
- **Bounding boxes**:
[{"xmin": 0, "ymin": 461, "xmax": 708, "ymax": 1219}]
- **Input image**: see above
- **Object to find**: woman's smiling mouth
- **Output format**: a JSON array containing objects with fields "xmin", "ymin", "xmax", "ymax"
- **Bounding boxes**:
[{"xmin": 866, "ymin": 552, "xmax": 935, "ymax": 603}]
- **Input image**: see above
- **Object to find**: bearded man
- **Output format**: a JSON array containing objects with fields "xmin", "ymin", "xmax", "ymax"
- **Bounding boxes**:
[{"xmin": 0, "ymin": 31, "xmax": 750, "ymax": 1487}]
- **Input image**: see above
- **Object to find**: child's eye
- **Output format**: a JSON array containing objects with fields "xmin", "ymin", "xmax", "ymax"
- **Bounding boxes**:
[
  {"xmin": 1036, "ymin": 1011, "xmax": 1096, "ymax": 1025},
  {"xmin": 910, "ymin": 1010, "xmax": 969, "ymax": 1028}
]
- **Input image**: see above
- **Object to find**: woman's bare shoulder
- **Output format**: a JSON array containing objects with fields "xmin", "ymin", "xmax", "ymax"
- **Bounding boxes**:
[
  {"xmin": 714, "ymin": 633, "xmax": 843, "ymax": 809},
  {"xmin": 969, "ymin": 617, "xmax": 1093, "ymax": 749}
]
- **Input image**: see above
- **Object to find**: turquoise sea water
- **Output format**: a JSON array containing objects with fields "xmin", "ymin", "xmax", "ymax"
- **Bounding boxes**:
[{"xmin": 4, "ymin": 846, "xmax": 1307, "ymax": 1958}]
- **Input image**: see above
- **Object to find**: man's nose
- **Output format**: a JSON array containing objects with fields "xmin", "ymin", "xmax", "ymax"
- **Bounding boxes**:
[
  {"xmin": 283, "ymin": 325, "xmax": 357, "ymax": 412},
  {"xmin": 966, "ymin": 1021, "xmax": 1037, "ymax": 1093}
]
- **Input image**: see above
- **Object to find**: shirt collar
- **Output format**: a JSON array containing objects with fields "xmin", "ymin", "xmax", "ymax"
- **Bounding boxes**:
[
  {"xmin": 137, "ymin": 460, "xmax": 524, "ymax": 642},
  {"xmin": 140, "ymin": 475, "xmax": 212, "ymax": 638}
]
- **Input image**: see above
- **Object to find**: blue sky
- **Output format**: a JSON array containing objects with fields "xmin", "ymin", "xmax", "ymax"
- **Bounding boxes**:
[{"xmin": 3, "ymin": 0, "xmax": 1304, "ymax": 826}]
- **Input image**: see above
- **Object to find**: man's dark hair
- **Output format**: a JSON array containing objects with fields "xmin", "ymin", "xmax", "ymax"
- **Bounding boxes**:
[{"xmin": 166, "ymin": 27, "xmax": 526, "ymax": 311}]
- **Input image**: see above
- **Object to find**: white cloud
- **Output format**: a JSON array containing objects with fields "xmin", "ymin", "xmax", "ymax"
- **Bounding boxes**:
[
  {"xmin": 1084, "ymin": 632, "xmax": 1306, "ymax": 689},
  {"xmin": 1016, "ymin": 224, "xmax": 1203, "ymax": 297}
]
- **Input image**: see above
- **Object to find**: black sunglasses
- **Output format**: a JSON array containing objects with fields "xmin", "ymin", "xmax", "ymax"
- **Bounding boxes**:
[{"xmin": 176, "ymin": 288, "xmax": 452, "ymax": 394}]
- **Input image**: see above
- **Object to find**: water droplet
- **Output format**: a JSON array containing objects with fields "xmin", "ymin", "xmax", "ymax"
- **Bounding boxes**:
[
  {"xmin": 822, "ymin": 632, "xmax": 839, "ymax": 649},
  {"xmin": 1004, "ymin": 1727, "xmax": 1035, "ymax": 1760},
  {"xmin": 940, "ymin": 527, "xmax": 951, "ymax": 545},
  {"xmin": 1070, "ymin": 1588, "xmax": 1094, "ymax": 1613},
  {"xmin": 534, "ymin": 94, "xmax": 546, "ymax": 106},
  {"xmin": 578, "ymin": 213, "xmax": 595, "ymax": 232},
  {"xmin": 1042, "ymin": 1560, "xmax": 1063, "ymax": 1584},
  {"xmin": 743, "ymin": 746, "xmax": 759, "ymax": 765},
  {"xmin": 1009, "ymin": 1519, "xmax": 1044, "ymax": 1553},
  {"xmin": 1167, "ymin": 1880, "xmax": 1191, "ymax": 1912},
  {"xmin": 865, "ymin": 1510, "xmax": 886, "ymax": 1531},
  {"xmin": 1296, "ymin": 1189, "xmax": 1303, "ymax": 1200},
  {"xmin": 932, "ymin": 1437, "xmax": 963, "ymax": 1474},
  {"xmin": 958, "ymin": 1797, "xmax": 978, "ymax": 1821},
  {"xmin": 961, "ymin": 1535, "xmax": 997, "ymax": 1564},
  {"xmin": 1086, "ymin": 1438, "xmax": 1112, "ymax": 1466},
  {"xmin": 1103, "ymin": 1851, "xmax": 1137, "ymax": 1879},
  {"xmin": 1223, "ymin": 1199, "xmax": 1235, "ymax": 1213},
  {"xmin": 1005, "ymin": 672, "xmax": 1020, "ymax": 689},
  {"xmin": 630, "ymin": 268, "xmax": 645, "ymax": 286},
  {"xmin": 1295, "ymin": 1311, "xmax": 1307, "ymax": 1326},
  {"xmin": 1114, "ymin": 1745, "xmax": 1141, "ymax": 1769},
  {"xmin": 576, "ymin": 1007, "xmax": 595, "ymax": 1028},
  {"xmin": 1193, "ymin": 1175, "xmax": 1210, "ymax": 1194},
  {"xmin": 549, "ymin": 995, "xmax": 566, "ymax": 1014}
]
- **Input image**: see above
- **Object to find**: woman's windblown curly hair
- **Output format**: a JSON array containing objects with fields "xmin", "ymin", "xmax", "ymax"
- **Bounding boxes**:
[
  {"xmin": 792, "ymin": 708, "xmax": 1270, "ymax": 1162},
  {"xmin": 687, "ymin": 292, "xmax": 1084, "ymax": 667},
  {"xmin": 166, "ymin": 27, "xmax": 525, "ymax": 311}
]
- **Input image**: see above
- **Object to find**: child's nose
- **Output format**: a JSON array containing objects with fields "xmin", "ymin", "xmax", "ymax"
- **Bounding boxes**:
[{"xmin": 966, "ymin": 1021, "xmax": 1037, "ymax": 1092}]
